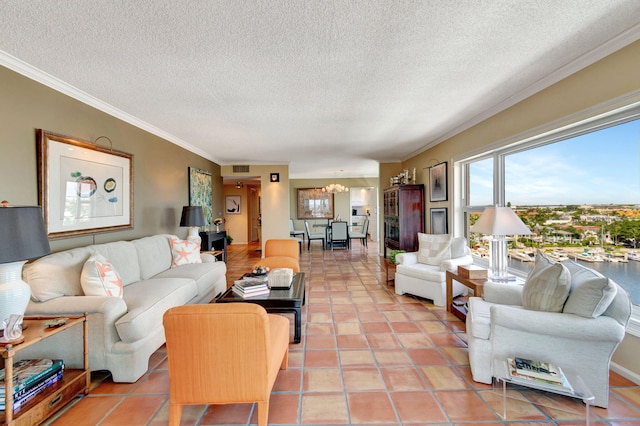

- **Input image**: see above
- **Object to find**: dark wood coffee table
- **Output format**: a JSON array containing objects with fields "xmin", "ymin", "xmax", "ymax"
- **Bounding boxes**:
[{"xmin": 215, "ymin": 272, "xmax": 306, "ymax": 343}]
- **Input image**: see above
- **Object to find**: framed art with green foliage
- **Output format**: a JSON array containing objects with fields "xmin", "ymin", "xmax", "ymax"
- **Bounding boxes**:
[{"xmin": 188, "ymin": 167, "xmax": 212, "ymax": 227}]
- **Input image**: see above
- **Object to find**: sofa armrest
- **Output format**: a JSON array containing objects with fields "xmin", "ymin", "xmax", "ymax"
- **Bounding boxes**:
[
  {"xmin": 490, "ymin": 304, "xmax": 625, "ymax": 343},
  {"xmin": 440, "ymin": 255, "xmax": 474, "ymax": 272},
  {"xmin": 395, "ymin": 252, "xmax": 417, "ymax": 266},
  {"xmin": 483, "ymin": 281, "xmax": 524, "ymax": 305}
]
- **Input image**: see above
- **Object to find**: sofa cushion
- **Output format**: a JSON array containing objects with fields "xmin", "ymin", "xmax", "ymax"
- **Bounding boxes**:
[
  {"xmin": 563, "ymin": 260, "xmax": 617, "ymax": 318},
  {"xmin": 154, "ymin": 261, "xmax": 227, "ymax": 298},
  {"xmin": 396, "ymin": 262, "xmax": 445, "ymax": 282},
  {"xmin": 522, "ymin": 251, "xmax": 570, "ymax": 313},
  {"xmin": 169, "ymin": 236, "xmax": 202, "ymax": 267},
  {"xmin": 132, "ymin": 234, "xmax": 173, "ymax": 279},
  {"xmin": 81, "ymin": 253, "xmax": 124, "ymax": 297},
  {"xmin": 417, "ymin": 233, "xmax": 452, "ymax": 266},
  {"xmin": 93, "ymin": 241, "xmax": 141, "ymax": 286},
  {"xmin": 24, "ymin": 246, "xmax": 93, "ymax": 302},
  {"xmin": 116, "ymin": 277, "xmax": 198, "ymax": 343}
]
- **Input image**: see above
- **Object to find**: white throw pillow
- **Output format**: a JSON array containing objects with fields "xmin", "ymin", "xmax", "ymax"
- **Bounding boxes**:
[
  {"xmin": 81, "ymin": 253, "xmax": 124, "ymax": 297},
  {"xmin": 169, "ymin": 236, "xmax": 202, "ymax": 267},
  {"xmin": 522, "ymin": 251, "xmax": 570, "ymax": 312},
  {"xmin": 563, "ymin": 260, "xmax": 617, "ymax": 318},
  {"xmin": 417, "ymin": 233, "xmax": 452, "ymax": 266}
]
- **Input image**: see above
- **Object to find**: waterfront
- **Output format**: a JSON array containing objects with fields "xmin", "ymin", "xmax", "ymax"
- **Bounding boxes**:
[{"xmin": 508, "ymin": 254, "xmax": 640, "ymax": 305}]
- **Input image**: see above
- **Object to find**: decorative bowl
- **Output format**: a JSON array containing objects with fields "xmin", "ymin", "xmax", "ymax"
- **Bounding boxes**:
[{"xmin": 252, "ymin": 265, "xmax": 269, "ymax": 275}]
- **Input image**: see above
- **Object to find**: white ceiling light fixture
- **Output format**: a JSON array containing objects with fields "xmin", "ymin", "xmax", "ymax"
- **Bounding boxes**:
[
  {"xmin": 322, "ymin": 183, "xmax": 349, "ymax": 193},
  {"xmin": 322, "ymin": 171, "xmax": 349, "ymax": 193}
]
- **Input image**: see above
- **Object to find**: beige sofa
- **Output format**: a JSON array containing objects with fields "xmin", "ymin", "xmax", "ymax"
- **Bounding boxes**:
[{"xmin": 20, "ymin": 234, "xmax": 227, "ymax": 382}]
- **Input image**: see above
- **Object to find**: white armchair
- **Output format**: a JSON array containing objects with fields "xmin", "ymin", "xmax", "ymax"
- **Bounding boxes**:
[
  {"xmin": 466, "ymin": 253, "xmax": 631, "ymax": 408},
  {"xmin": 394, "ymin": 234, "xmax": 474, "ymax": 306}
]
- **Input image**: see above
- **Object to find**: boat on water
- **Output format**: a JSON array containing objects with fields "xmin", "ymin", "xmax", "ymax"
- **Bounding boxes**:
[
  {"xmin": 628, "ymin": 251, "xmax": 640, "ymax": 262},
  {"xmin": 603, "ymin": 255, "xmax": 620, "ymax": 263},
  {"xmin": 510, "ymin": 250, "xmax": 535, "ymax": 262},
  {"xmin": 547, "ymin": 250, "xmax": 570, "ymax": 262},
  {"xmin": 575, "ymin": 251, "xmax": 604, "ymax": 262}
]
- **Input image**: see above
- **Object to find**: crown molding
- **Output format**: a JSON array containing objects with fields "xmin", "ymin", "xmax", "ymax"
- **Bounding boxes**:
[
  {"xmin": 0, "ymin": 51, "xmax": 217, "ymax": 163},
  {"xmin": 405, "ymin": 22, "xmax": 640, "ymax": 161}
]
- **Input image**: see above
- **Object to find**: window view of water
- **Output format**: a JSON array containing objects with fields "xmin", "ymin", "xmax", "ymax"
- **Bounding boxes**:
[
  {"xmin": 465, "ymin": 116, "xmax": 640, "ymax": 307},
  {"xmin": 508, "ymin": 256, "xmax": 640, "ymax": 305}
]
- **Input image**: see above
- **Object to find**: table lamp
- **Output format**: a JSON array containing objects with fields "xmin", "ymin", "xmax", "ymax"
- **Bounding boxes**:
[
  {"xmin": 180, "ymin": 206, "xmax": 205, "ymax": 242},
  {"xmin": 470, "ymin": 205, "xmax": 532, "ymax": 281},
  {"xmin": 0, "ymin": 205, "xmax": 51, "ymax": 341}
]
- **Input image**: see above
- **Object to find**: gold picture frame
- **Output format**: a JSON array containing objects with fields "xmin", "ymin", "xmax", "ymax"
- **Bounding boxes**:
[
  {"xmin": 37, "ymin": 130, "xmax": 133, "ymax": 239},
  {"xmin": 296, "ymin": 188, "xmax": 334, "ymax": 219}
]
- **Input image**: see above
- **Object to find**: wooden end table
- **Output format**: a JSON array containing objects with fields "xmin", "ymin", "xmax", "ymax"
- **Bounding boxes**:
[{"xmin": 445, "ymin": 270, "xmax": 487, "ymax": 321}]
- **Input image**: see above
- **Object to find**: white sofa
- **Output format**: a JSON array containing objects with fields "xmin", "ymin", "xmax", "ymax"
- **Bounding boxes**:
[
  {"xmin": 394, "ymin": 235, "xmax": 474, "ymax": 306},
  {"xmin": 21, "ymin": 234, "xmax": 227, "ymax": 382},
  {"xmin": 466, "ymin": 252, "xmax": 631, "ymax": 408}
]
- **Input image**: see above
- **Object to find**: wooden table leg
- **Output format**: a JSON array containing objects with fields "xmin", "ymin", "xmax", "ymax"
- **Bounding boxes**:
[{"xmin": 446, "ymin": 271, "xmax": 453, "ymax": 313}]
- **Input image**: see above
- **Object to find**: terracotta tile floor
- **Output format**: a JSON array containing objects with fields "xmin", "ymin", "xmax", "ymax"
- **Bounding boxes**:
[{"xmin": 46, "ymin": 241, "xmax": 640, "ymax": 425}]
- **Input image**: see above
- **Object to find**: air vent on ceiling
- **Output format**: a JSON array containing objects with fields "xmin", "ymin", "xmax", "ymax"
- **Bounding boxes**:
[{"xmin": 232, "ymin": 165, "xmax": 250, "ymax": 173}]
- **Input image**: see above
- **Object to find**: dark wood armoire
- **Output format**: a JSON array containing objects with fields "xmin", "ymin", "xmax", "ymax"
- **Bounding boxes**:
[{"xmin": 383, "ymin": 184, "xmax": 425, "ymax": 257}]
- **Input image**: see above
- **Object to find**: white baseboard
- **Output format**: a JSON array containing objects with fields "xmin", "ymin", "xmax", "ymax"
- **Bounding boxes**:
[{"xmin": 611, "ymin": 361, "xmax": 640, "ymax": 385}]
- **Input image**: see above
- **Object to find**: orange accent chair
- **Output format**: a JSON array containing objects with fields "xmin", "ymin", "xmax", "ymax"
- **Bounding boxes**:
[
  {"xmin": 253, "ymin": 239, "xmax": 301, "ymax": 272},
  {"xmin": 163, "ymin": 303, "xmax": 290, "ymax": 426}
]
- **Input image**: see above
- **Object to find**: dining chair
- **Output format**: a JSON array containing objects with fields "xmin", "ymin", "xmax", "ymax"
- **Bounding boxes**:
[
  {"xmin": 304, "ymin": 221, "xmax": 326, "ymax": 250},
  {"xmin": 289, "ymin": 218, "xmax": 305, "ymax": 242},
  {"xmin": 329, "ymin": 221, "xmax": 349, "ymax": 250},
  {"xmin": 163, "ymin": 303, "xmax": 290, "ymax": 426},
  {"xmin": 349, "ymin": 218, "xmax": 369, "ymax": 247}
]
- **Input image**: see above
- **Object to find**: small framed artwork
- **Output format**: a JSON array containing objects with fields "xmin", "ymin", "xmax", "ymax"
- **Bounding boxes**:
[
  {"xmin": 430, "ymin": 208, "xmax": 448, "ymax": 234},
  {"xmin": 225, "ymin": 195, "xmax": 241, "ymax": 214},
  {"xmin": 37, "ymin": 129, "xmax": 133, "ymax": 239},
  {"xmin": 429, "ymin": 162, "xmax": 448, "ymax": 202},
  {"xmin": 270, "ymin": 172, "xmax": 280, "ymax": 182}
]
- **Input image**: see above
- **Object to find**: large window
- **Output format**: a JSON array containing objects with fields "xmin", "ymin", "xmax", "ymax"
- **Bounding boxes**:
[{"xmin": 457, "ymin": 99, "xmax": 640, "ymax": 333}]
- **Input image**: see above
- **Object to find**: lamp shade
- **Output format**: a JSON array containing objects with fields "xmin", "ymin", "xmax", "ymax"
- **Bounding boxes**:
[
  {"xmin": 179, "ymin": 206, "xmax": 205, "ymax": 227},
  {"xmin": 0, "ymin": 206, "xmax": 50, "ymax": 263},
  {"xmin": 470, "ymin": 205, "xmax": 532, "ymax": 236}
]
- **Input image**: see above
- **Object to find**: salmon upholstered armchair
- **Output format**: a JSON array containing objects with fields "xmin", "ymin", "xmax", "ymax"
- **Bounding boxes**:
[
  {"xmin": 253, "ymin": 239, "xmax": 301, "ymax": 272},
  {"xmin": 163, "ymin": 303, "xmax": 290, "ymax": 426}
]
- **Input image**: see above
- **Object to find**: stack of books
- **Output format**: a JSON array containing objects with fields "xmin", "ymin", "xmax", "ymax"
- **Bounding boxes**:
[
  {"xmin": 0, "ymin": 359, "xmax": 65, "ymax": 411},
  {"xmin": 232, "ymin": 276, "xmax": 270, "ymax": 298},
  {"xmin": 508, "ymin": 357, "xmax": 573, "ymax": 393}
]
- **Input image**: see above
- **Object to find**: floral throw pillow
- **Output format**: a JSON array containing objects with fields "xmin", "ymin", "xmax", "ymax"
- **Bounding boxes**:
[
  {"xmin": 169, "ymin": 236, "xmax": 202, "ymax": 268},
  {"xmin": 81, "ymin": 253, "xmax": 124, "ymax": 297}
]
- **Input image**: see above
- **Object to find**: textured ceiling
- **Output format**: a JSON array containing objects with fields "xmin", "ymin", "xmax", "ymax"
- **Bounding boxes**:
[{"xmin": 1, "ymin": 1, "xmax": 640, "ymax": 178}]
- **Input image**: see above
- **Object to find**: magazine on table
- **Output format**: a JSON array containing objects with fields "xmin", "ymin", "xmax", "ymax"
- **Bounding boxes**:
[{"xmin": 507, "ymin": 358, "xmax": 574, "ymax": 394}]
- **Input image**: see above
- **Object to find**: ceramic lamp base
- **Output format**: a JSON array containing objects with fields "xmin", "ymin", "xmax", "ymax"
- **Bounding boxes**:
[{"xmin": 0, "ymin": 261, "xmax": 31, "ymax": 328}]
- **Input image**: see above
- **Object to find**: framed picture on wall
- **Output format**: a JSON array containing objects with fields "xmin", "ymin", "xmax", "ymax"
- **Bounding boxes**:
[
  {"xmin": 226, "ymin": 195, "xmax": 241, "ymax": 214},
  {"xmin": 430, "ymin": 208, "xmax": 448, "ymax": 234},
  {"xmin": 296, "ymin": 188, "xmax": 334, "ymax": 219},
  {"xmin": 429, "ymin": 162, "xmax": 448, "ymax": 202},
  {"xmin": 37, "ymin": 129, "xmax": 133, "ymax": 239},
  {"xmin": 188, "ymin": 167, "xmax": 212, "ymax": 227}
]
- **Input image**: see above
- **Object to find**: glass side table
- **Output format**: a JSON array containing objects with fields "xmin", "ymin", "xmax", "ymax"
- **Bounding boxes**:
[{"xmin": 493, "ymin": 358, "xmax": 595, "ymax": 425}]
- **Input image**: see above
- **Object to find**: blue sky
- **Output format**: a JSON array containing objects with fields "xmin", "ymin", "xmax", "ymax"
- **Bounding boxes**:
[{"xmin": 472, "ymin": 119, "xmax": 640, "ymax": 206}]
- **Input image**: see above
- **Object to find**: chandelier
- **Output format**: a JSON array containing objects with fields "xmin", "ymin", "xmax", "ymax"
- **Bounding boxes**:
[{"xmin": 322, "ymin": 183, "xmax": 349, "ymax": 193}]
